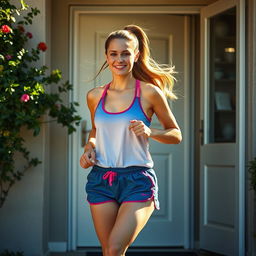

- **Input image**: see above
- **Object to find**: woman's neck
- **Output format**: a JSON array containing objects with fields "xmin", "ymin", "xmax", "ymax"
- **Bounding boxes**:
[{"xmin": 110, "ymin": 74, "xmax": 136, "ymax": 90}]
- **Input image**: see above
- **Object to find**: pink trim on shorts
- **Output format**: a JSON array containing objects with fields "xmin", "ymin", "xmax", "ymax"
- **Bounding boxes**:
[
  {"xmin": 122, "ymin": 171, "xmax": 159, "ymax": 210},
  {"xmin": 87, "ymin": 199, "xmax": 116, "ymax": 205},
  {"xmin": 141, "ymin": 171, "xmax": 159, "ymax": 210}
]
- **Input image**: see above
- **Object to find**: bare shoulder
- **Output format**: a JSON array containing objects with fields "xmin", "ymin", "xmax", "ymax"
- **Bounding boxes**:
[
  {"xmin": 86, "ymin": 85, "xmax": 105, "ymax": 106},
  {"xmin": 87, "ymin": 85, "xmax": 105, "ymax": 100},
  {"xmin": 140, "ymin": 81, "xmax": 165, "ymax": 103}
]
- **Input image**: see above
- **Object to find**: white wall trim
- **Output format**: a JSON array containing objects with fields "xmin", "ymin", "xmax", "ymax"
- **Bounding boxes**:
[
  {"xmin": 48, "ymin": 242, "xmax": 67, "ymax": 252},
  {"xmin": 68, "ymin": 7, "xmax": 79, "ymax": 251},
  {"xmin": 183, "ymin": 15, "xmax": 194, "ymax": 249},
  {"xmin": 70, "ymin": 5, "xmax": 201, "ymax": 14},
  {"xmin": 68, "ymin": 5, "xmax": 198, "ymax": 251}
]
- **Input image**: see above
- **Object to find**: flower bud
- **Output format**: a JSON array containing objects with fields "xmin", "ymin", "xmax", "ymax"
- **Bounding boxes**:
[
  {"xmin": 20, "ymin": 94, "xmax": 30, "ymax": 102},
  {"xmin": 26, "ymin": 32, "xmax": 33, "ymax": 38},
  {"xmin": 17, "ymin": 25, "xmax": 25, "ymax": 33},
  {"xmin": 37, "ymin": 42, "xmax": 47, "ymax": 52},
  {"xmin": 5, "ymin": 55, "xmax": 12, "ymax": 60}
]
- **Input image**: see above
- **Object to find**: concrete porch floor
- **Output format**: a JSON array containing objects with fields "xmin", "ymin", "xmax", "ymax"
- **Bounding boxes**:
[{"xmin": 50, "ymin": 248, "xmax": 223, "ymax": 256}]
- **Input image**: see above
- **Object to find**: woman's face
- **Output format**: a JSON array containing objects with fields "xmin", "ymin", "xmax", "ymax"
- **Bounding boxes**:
[{"xmin": 105, "ymin": 38, "xmax": 139, "ymax": 76}]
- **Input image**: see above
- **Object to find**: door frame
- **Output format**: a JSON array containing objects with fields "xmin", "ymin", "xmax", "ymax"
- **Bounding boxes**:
[
  {"xmin": 199, "ymin": 0, "xmax": 246, "ymax": 254},
  {"xmin": 68, "ymin": 5, "xmax": 199, "ymax": 251}
]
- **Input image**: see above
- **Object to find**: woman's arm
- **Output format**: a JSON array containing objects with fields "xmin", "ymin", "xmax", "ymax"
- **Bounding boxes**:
[
  {"xmin": 85, "ymin": 128, "xmax": 96, "ymax": 151},
  {"xmin": 150, "ymin": 86, "xmax": 182, "ymax": 144},
  {"xmin": 129, "ymin": 84, "xmax": 182, "ymax": 144},
  {"xmin": 149, "ymin": 127, "xmax": 181, "ymax": 144},
  {"xmin": 80, "ymin": 87, "xmax": 102, "ymax": 168}
]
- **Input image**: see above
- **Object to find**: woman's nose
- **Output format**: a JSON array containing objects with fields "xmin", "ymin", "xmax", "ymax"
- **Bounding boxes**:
[{"xmin": 117, "ymin": 55, "xmax": 124, "ymax": 62}]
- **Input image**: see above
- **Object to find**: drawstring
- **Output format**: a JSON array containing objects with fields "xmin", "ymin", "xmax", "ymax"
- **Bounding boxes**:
[{"xmin": 103, "ymin": 171, "xmax": 117, "ymax": 186}]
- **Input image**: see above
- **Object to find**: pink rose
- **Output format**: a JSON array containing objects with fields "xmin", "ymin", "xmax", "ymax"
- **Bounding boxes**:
[
  {"xmin": 26, "ymin": 32, "xmax": 33, "ymax": 38},
  {"xmin": 1, "ymin": 25, "xmax": 12, "ymax": 33},
  {"xmin": 20, "ymin": 94, "xmax": 30, "ymax": 102}
]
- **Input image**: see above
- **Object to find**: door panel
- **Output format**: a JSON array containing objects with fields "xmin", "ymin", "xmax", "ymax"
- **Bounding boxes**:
[
  {"xmin": 73, "ymin": 14, "xmax": 186, "ymax": 247},
  {"xmin": 200, "ymin": 0, "xmax": 245, "ymax": 255}
]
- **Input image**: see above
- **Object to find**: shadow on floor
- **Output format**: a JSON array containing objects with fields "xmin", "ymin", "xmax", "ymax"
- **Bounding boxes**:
[
  {"xmin": 87, "ymin": 252, "xmax": 197, "ymax": 256},
  {"xmin": 50, "ymin": 249, "xmax": 224, "ymax": 256}
]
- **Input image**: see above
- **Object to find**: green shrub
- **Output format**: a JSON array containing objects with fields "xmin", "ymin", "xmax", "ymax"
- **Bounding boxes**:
[{"xmin": 0, "ymin": 0, "xmax": 81, "ymax": 207}]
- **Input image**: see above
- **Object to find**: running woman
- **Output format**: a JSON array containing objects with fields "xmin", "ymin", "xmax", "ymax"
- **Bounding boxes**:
[{"xmin": 80, "ymin": 24, "xmax": 182, "ymax": 256}]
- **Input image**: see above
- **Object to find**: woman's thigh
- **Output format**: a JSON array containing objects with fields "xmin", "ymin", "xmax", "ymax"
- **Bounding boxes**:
[
  {"xmin": 90, "ymin": 201, "xmax": 120, "ymax": 248},
  {"xmin": 108, "ymin": 200, "xmax": 155, "ymax": 253}
]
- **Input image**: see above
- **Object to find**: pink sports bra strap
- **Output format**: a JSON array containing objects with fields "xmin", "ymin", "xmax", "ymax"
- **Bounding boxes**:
[
  {"xmin": 135, "ymin": 79, "xmax": 140, "ymax": 98},
  {"xmin": 102, "ymin": 82, "xmax": 111, "ymax": 99}
]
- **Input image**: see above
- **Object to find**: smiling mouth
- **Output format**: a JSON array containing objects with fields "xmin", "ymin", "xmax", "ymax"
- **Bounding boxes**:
[{"xmin": 113, "ymin": 65, "xmax": 126, "ymax": 70}]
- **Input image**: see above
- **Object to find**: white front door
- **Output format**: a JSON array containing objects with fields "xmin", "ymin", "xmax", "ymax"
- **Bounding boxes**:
[
  {"xmin": 200, "ymin": 0, "xmax": 245, "ymax": 255},
  {"xmin": 70, "ymin": 10, "xmax": 189, "ymax": 248}
]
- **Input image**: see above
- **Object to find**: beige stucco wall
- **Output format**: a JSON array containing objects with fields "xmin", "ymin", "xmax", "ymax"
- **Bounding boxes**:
[{"xmin": 0, "ymin": 0, "xmax": 50, "ymax": 255}]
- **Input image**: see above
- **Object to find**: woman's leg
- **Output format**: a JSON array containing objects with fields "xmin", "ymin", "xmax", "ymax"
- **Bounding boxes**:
[
  {"xmin": 107, "ymin": 200, "xmax": 155, "ymax": 256},
  {"xmin": 90, "ymin": 201, "xmax": 120, "ymax": 256}
]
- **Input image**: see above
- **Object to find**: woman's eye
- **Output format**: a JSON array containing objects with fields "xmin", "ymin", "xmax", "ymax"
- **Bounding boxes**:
[{"xmin": 109, "ymin": 52, "xmax": 130, "ymax": 57}]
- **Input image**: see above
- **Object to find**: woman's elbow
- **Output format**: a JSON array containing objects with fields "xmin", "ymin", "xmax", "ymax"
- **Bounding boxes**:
[
  {"xmin": 172, "ymin": 130, "xmax": 182, "ymax": 144},
  {"xmin": 176, "ymin": 132, "xmax": 182, "ymax": 144}
]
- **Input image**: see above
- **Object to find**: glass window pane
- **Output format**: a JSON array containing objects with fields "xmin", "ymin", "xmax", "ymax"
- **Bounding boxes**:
[{"xmin": 209, "ymin": 7, "xmax": 236, "ymax": 143}]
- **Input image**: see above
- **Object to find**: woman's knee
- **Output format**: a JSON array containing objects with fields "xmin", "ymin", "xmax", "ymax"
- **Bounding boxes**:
[
  {"xmin": 102, "ymin": 247, "xmax": 108, "ymax": 256},
  {"xmin": 107, "ymin": 240, "xmax": 127, "ymax": 256}
]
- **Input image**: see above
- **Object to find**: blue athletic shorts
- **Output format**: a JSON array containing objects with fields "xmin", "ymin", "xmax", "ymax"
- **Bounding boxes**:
[{"xmin": 85, "ymin": 165, "xmax": 160, "ymax": 210}]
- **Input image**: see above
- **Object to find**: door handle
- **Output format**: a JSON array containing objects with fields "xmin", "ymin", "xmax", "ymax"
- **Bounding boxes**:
[{"xmin": 81, "ymin": 120, "xmax": 91, "ymax": 148}]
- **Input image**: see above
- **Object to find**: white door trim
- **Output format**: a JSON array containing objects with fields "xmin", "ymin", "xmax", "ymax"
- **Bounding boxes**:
[
  {"xmin": 236, "ymin": 1, "xmax": 246, "ymax": 254},
  {"xmin": 200, "ymin": 0, "xmax": 246, "ymax": 254},
  {"xmin": 68, "ymin": 5, "xmax": 197, "ymax": 251}
]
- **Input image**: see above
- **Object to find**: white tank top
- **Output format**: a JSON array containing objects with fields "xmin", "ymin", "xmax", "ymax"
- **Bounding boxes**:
[{"xmin": 94, "ymin": 80, "xmax": 154, "ymax": 168}]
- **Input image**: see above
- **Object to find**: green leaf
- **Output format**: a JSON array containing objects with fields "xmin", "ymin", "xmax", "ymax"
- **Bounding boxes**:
[
  {"xmin": 11, "ymin": 83, "xmax": 20, "ymax": 87},
  {"xmin": 24, "ymin": 86, "xmax": 31, "ymax": 91},
  {"xmin": 35, "ymin": 82, "xmax": 45, "ymax": 93},
  {"xmin": 20, "ymin": 0, "xmax": 28, "ymax": 10},
  {"xmin": 8, "ymin": 61, "xmax": 17, "ymax": 66}
]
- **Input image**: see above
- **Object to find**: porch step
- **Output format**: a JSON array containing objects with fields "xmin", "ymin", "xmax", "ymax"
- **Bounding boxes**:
[
  {"xmin": 50, "ymin": 249, "xmax": 223, "ymax": 256},
  {"xmin": 86, "ymin": 252, "xmax": 197, "ymax": 256}
]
